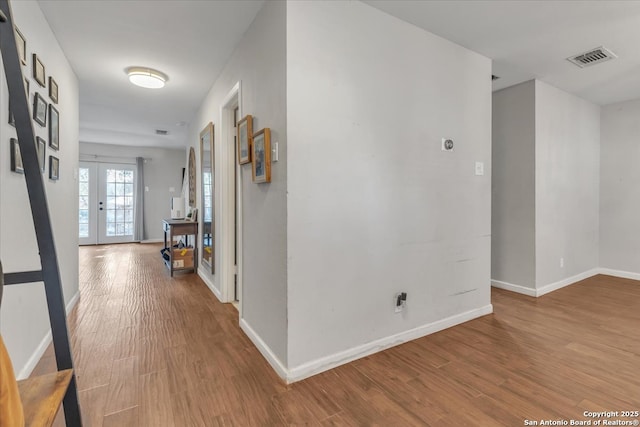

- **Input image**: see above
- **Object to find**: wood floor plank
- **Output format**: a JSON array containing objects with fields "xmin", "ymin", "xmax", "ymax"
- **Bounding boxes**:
[{"xmin": 29, "ymin": 244, "xmax": 640, "ymax": 426}]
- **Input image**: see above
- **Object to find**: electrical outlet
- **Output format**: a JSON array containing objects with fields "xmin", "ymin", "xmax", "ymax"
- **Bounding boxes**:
[{"xmin": 560, "ymin": 257, "xmax": 564, "ymax": 268}]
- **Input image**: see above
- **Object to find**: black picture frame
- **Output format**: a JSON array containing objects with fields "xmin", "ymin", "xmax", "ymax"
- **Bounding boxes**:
[
  {"xmin": 15, "ymin": 27, "xmax": 26, "ymax": 66},
  {"xmin": 49, "ymin": 104, "xmax": 59, "ymax": 150},
  {"xmin": 10, "ymin": 139, "xmax": 24, "ymax": 174},
  {"xmin": 33, "ymin": 92, "xmax": 47, "ymax": 127},
  {"xmin": 49, "ymin": 76, "xmax": 58, "ymax": 104},
  {"xmin": 49, "ymin": 156, "xmax": 59, "ymax": 181},
  {"xmin": 36, "ymin": 136, "xmax": 46, "ymax": 173},
  {"xmin": 33, "ymin": 53, "xmax": 45, "ymax": 87}
]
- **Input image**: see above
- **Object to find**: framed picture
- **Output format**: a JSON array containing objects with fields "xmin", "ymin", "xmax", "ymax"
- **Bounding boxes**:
[
  {"xmin": 8, "ymin": 78, "xmax": 29, "ymax": 127},
  {"xmin": 237, "ymin": 114, "xmax": 253, "ymax": 165},
  {"xmin": 33, "ymin": 53, "xmax": 45, "ymax": 87},
  {"xmin": 49, "ymin": 104, "xmax": 59, "ymax": 150},
  {"xmin": 49, "ymin": 77, "xmax": 58, "ymax": 104},
  {"xmin": 15, "ymin": 27, "xmax": 26, "ymax": 65},
  {"xmin": 36, "ymin": 137, "xmax": 46, "ymax": 173},
  {"xmin": 10, "ymin": 139, "xmax": 24, "ymax": 174},
  {"xmin": 252, "ymin": 128, "xmax": 271, "ymax": 183},
  {"xmin": 49, "ymin": 156, "xmax": 59, "ymax": 181},
  {"xmin": 33, "ymin": 92, "xmax": 47, "ymax": 126}
]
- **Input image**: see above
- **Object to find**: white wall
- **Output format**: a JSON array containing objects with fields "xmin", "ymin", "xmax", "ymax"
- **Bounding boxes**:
[
  {"xmin": 535, "ymin": 81, "xmax": 600, "ymax": 287},
  {"xmin": 79, "ymin": 142, "xmax": 185, "ymax": 241},
  {"xmin": 0, "ymin": 1, "xmax": 79, "ymax": 378},
  {"xmin": 491, "ymin": 80, "xmax": 600, "ymax": 294},
  {"xmin": 187, "ymin": 1, "xmax": 288, "ymax": 364},
  {"xmin": 600, "ymin": 99, "xmax": 640, "ymax": 274},
  {"xmin": 492, "ymin": 81, "xmax": 536, "ymax": 290},
  {"xmin": 286, "ymin": 1, "xmax": 492, "ymax": 371}
]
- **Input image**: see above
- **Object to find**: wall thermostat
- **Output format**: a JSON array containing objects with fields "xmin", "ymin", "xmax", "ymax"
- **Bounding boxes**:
[{"xmin": 442, "ymin": 138, "xmax": 454, "ymax": 151}]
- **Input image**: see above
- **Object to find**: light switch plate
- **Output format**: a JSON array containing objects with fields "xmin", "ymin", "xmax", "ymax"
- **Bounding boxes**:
[{"xmin": 475, "ymin": 161, "xmax": 484, "ymax": 176}]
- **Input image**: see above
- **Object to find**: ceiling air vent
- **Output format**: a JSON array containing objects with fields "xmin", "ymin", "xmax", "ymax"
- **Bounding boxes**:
[
  {"xmin": 155, "ymin": 129, "xmax": 169, "ymax": 135},
  {"xmin": 491, "ymin": 75, "xmax": 500, "ymax": 81},
  {"xmin": 567, "ymin": 46, "xmax": 617, "ymax": 68}
]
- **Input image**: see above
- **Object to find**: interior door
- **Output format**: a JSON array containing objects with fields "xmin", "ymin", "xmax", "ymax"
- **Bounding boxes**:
[{"xmin": 97, "ymin": 163, "xmax": 136, "ymax": 244}]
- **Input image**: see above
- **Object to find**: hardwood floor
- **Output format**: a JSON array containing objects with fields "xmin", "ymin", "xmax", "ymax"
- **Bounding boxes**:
[{"xmin": 34, "ymin": 244, "xmax": 640, "ymax": 426}]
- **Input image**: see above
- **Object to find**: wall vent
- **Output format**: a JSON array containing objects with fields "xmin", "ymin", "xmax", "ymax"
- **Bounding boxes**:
[
  {"xmin": 491, "ymin": 74, "xmax": 500, "ymax": 81},
  {"xmin": 567, "ymin": 46, "xmax": 617, "ymax": 68},
  {"xmin": 155, "ymin": 129, "xmax": 169, "ymax": 135}
]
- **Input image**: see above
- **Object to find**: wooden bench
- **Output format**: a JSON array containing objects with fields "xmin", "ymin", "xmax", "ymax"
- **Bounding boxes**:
[{"xmin": 18, "ymin": 369, "xmax": 73, "ymax": 427}]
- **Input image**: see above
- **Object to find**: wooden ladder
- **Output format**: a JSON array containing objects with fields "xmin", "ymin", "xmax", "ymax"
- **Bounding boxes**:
[{"xmin": 0, "ymin": 0, "xmax": 82, "ymax": 425}]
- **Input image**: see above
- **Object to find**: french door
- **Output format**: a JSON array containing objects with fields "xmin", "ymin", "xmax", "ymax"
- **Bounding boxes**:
[{"xmin": 78, "ymin": 162, "xmax": 136, "ymax": 245}]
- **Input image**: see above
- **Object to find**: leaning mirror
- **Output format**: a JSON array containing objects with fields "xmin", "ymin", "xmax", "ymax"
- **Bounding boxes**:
[{"xmin": 200, "ymin": 122, "xmax": 214, "ymax": 273}]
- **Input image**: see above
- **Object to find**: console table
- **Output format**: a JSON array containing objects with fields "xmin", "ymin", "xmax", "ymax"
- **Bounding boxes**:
[{"xmin": 162, "ymin": 219, "xmax": 198, "ymax": 277}]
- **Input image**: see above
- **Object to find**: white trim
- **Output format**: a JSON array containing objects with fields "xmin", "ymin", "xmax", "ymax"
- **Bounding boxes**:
[
  {"xmin": 239, "ymin": 304, "xmax": 493, "ymax": 384},
  {"xmin": 536, "ymin": 268, "xmax": 599, "ymax": 297},
  {"xmin": 240, "ymin": 319, "xmax": 288, "ymax": 380},
  {"xmin": 286, "ymin": 304, "xmax": 493, "ymax": 383},
  {"xmin": 140, "ymin": 238, "xmax": 163, "ymax": 244},
  {"xmin": 218, "ymin": 81, "xmax": 242, "ymax": 310},
  {"xmin": 491, "ymin": 268, "xmax": 601, "ymax": 298},
  {"xmin": 198, "ymin": 267, "xmax": 223, "ymax": 302},
  {"xmin": 16, "ymin": 290, "xmax": 80, "ymax": 380},
  {"xmin": 491, "ymin": 279, "xmax": 537, "ymax": 297},
  {"xmin": 598, "ymin": 268, "xmax": 640, "ymax": 281}
]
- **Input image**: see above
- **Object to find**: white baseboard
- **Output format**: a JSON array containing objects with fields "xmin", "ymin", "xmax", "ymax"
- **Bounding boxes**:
[
  {"xmin": 240, "ymin": 304, "xmax": 493, "ymax": 384},
  {"xmin": 536, "ymin": 268, "xmax": 600, "ymax": 297},
  {"xmin": 239, "ymin": 319, "xmax": 289, "ymax": 381},
  {"xmin": 287, "ymin": 304, "xmax": 493, "ymax": 383},
  {"xmin": 17, "ymin": 290, "xmax": 80, "ymax": 380},
  {"xmin": 198, "ymin": 268, "xmax": 222, "ymax": 302},
  {"xmin": 492, "ymin": 268, "xmax": 614, "ymax": 298},
  {"xmin": 491, "ymin": 279, "xmax": 537, "ymax": 297},
  {"xmin": 140, "ymin": 238, "xmax": 163, "ymax": 244},
  {"xmin": 598, "ymin": 268, "xmax": 640, "ymax": 281}
]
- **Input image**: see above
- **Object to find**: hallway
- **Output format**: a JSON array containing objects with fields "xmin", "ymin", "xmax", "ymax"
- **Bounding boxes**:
[{"xmin": 34, "ymin": 244, "xmax": 640, "ymax": 426}]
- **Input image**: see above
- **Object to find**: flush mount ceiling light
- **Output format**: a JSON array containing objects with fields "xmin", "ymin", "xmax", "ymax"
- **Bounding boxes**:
[{"xmin": 126, "ymin": 67, "xmax": 168, "ymax": 89}]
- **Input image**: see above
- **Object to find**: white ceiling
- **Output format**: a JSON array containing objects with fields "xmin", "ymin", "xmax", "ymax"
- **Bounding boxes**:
[
  {"xmin": 364, "ymin": 0, "xmax": 640, "ymax": 106},
  {"xmin": 38, "ymin": 0, "xmax": 264, "ymax": 149},
  {"xmin": 38, "ymin": 1, "xmax": 640, "ymax": 150}
]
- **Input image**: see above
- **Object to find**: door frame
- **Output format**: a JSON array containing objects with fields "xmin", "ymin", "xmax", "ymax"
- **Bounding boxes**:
[
  {"xmin": 78, "ymin": 160, "xmax": 137, "ymax": 245},
  {"xmin": 79, "ymin": 161, "xmax": 98, "ymax": 245},
  {"xmin": 219, "ymin": 81, "xmax": 243, "ymax": 316}
]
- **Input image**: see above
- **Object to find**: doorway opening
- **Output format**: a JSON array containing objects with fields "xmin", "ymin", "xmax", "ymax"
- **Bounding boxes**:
[{"xmin": 220, "ymin": 82, "xmax": 243, "ymax": 314}]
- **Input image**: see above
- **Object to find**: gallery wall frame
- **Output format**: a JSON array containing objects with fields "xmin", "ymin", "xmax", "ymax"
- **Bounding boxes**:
[
  {"xmin": 32, "ymin": 53, "xmax": 45, "ymax": 87},
  {"xmin": 49, "ymin": 104, "xmax": 59, "ymax": 150},
  {"xmin": 49, "ymin": 156, "xmax": 59, "ymax": 181},
  {"xmin": 10, "ymin": 138, "xmax": 23, "ymax": 174},
  {"xmin": 15, "ymin": 26, "xmax": 26, "ymax": 65},
  {"xmin": 49, "ymin": 76, "xmax": 58, "ymax": 104},
  {"xmin": 252, "ymin": 128, "xmax": 271, "ymax": 184},
  {"xmin": 237, "ymin": 114, "xmax": 253, "ymax": 165},
  {"xmin": 33, "ymin": 92, "xmax": 47, "ymax": 126}
]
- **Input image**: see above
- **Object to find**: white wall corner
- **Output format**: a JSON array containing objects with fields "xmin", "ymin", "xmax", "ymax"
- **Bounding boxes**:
[
  {"xmin": 491, "ymin": 279, "xmax": 537, "ymax": 297},
  {"xmin": 286, "ymin": 304, "xmax": 493, "ymax": 384},
  {"xmin": 535, "ymin": 268, "xmax": 600, "ymax": 297},
  {"xmin": 239, "ymin": 318, "xmax": 289, "ymax": 381},
  {"xmin": 16, "ymin": 289, "xmax": 80, "ymax": 380}
]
